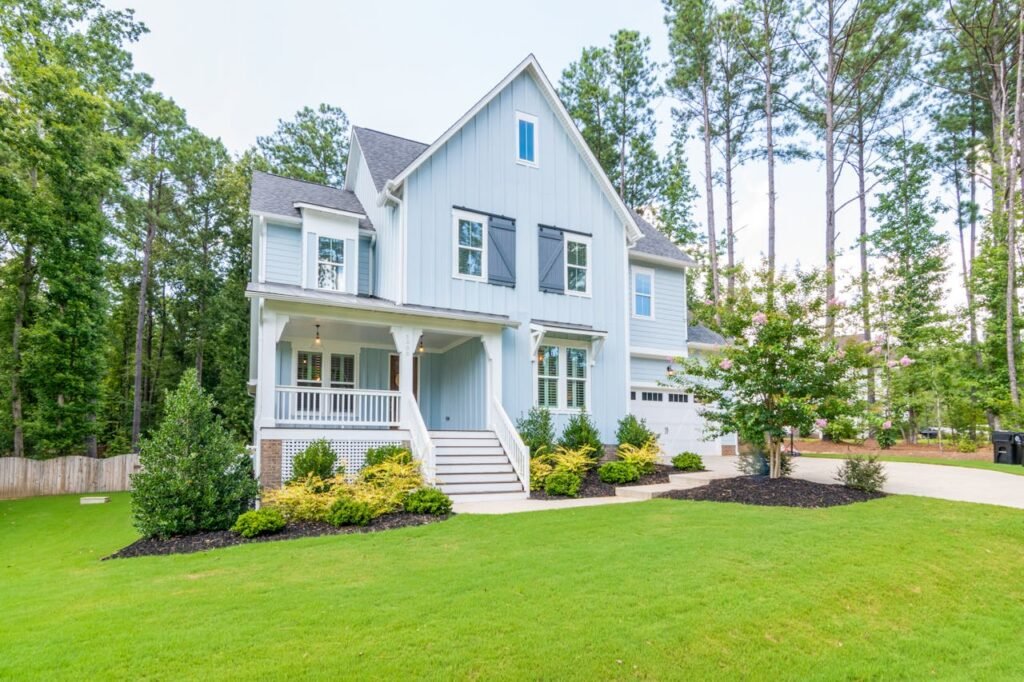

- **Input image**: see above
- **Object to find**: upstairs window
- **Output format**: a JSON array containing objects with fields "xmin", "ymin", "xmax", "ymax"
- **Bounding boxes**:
[
  {"xmin": 516, "ymin": 112, "xmax": 538, "ymax": 166},
  {"xmin": 453, "ymin": 210, "xmax": 486, "ymax": 280},
  {"xmin": 565, "ymin": 235, "xmax": 590, "ymax": 296},
  {"xmin": 317, "ymin": 237, "xmax": 345, "ymax": 291},
  {"xmin": 632, "ymin": 267, "xmax": 654, "ymax": 318}
]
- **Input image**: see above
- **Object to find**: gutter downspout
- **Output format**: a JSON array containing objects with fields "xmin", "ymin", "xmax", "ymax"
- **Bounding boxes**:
[{"xmin": 378, "ymin": 179, "xmax": 406, "ymax": 304}]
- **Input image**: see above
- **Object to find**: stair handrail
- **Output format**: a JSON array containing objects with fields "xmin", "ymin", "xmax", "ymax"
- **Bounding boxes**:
[
  {"xmin": 406, "ymin": 394, "xmax": 436, "ymax": 484},
  {"xmin": 490, "ymin": 398, "xmax": 530, "ymax": 491}
]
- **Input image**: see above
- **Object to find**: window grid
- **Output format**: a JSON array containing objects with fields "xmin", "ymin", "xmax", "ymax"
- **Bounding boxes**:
[
  {"xmin": 330, "ymin": 354, "xmax": 355, "ymax": 389},
  {"xmin": 668, "ymin": 393, "xmax": 688, "ymax": 403},
  {"xmin": 296, "ymin": 351, "xmax": 322, "ymax": 386},
  {"xmin": 641, "ymin": 391, "xmax": 663, "ymax": 402},
  {"xmin": 536, "ymin": 345, "xmax": 559, "ymax": 408},
  {"xmin": 457, "ymin": 217, "xmax": 484, "ymax": 278},
  {"xmin": 633, "ymin": 269, "xmax": 653, "ymax": 317},
  {"xmin": 317, "ymin": 237, "xmax": 345, "ymax": 291},
  {"xmin": 566, "ymin": 348, "xmax": 588, "ymax": 409},
  {"xmin": 566, "ymin": 238, "xmax": 589, "ymax": 295}
]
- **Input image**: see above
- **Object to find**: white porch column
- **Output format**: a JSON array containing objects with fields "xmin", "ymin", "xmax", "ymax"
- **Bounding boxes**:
[
  {"xmin": 481, "ymin": 333, "xmax": 503, "ymax": 428},
  {"xmin": 257, "ymin": 308, "xmax": 289, "ymax": 429},
  {"xmin": 389, "ymin": 325, "xmax": 422, "ymax": 429}
]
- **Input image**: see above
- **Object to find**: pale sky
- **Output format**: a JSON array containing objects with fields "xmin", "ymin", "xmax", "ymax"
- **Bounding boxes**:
[{"xmin": 106, "ymin": 0, "xmax": 966, "ymax": 317}]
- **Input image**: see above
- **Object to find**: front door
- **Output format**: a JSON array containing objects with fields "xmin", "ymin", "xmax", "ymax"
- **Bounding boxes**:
[{"xmin": 389, "ymin": 354, "xmax": 420, "ymax": 399}]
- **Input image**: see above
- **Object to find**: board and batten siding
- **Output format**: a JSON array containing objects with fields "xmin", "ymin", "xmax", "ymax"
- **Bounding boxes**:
[
  {"xmin": 358, "ymin": 235, "xmax": 373, "ymax": 295},
  {"xmin": 265, "ymin": 223, "xmax": 302, "ymax": 285},
  {"xmin": 629, "ymin": 263, "xmax": 687, "ymax": 350},
  {"xmin": 403, "ymin": 71, "xmax": 629, "ymax": 440},
  {"xmin": 419, "ymin": 339, "xmax": 487, "ymax": 430},
  {"xmin": 350, "ymin": 151, "xmax": 401, "ymax": 302},
  {"xmin": 630, "ymin": 356, "xmax": 681, "ymax": 386}
]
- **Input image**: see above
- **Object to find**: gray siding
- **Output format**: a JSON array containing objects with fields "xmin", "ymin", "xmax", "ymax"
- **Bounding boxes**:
[
  {"xmin": 629, "ymin": 264, "xmax": 687, "ymax": 350},
  {"xmin": 265, "ymin": 224, "xmax": 302, "ymax": 285},
  {"xmin": 358, "ymin": 235, "xmax": 373, "ymax": 295}
]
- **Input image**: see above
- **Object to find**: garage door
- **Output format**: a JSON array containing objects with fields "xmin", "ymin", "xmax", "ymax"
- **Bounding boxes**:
[{"xmin": 630, "ymin": 389, "xmax": 720, "ymax": 458}]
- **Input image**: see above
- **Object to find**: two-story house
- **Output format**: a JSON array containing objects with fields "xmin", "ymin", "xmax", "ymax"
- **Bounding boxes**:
[{"xmin": 247, "ymin": 55, "xmax": 733, "ymax": 502}]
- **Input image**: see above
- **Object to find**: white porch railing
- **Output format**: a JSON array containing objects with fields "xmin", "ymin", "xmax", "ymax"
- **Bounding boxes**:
[
  {"xmin": 490, "ymin": 398, "xmax": 530, "ymax": 491},
  {"xmin": 406, "ymin": 394, "xmax": 436, "ymax": 484},
  {"xmin": 274, "ymin": 386, "xmax": 401, "ymax": 428}
]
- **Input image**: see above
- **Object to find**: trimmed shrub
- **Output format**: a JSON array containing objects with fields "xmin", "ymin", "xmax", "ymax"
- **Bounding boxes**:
[
  {"xmin": 403, "ymin": 487, "xmax": 453, "ymax": 515},
  {"xmin": 559, "ymin": 412, "xmax": 603, "ymax": 459},
  {"xmin": 517, "ymin": 406, "xmax": 555, "ymax": 457},
  {"xmin": 738, "ymin": 451, "xmax": 792, "ymax": 477},
  {"xmin": 672, "ymin": 452, "xmax": 704, "ymax": 472},
  {"xmin": 823, "ymin": 415, "xmax": 859, "ymax": 443},
  {"xmin": 327, "ymin": 497, "xmax": 376, "ymax": 527},
  {"xmin": 290, "ymin": 439, "xmax": 338, "ymax": 482},
  {"xmin": 616, "ymin": 442, "xmax": 660, "ymax": 475},
  {"xmin": 544, "ymin": 470, "xmax": 582, "ymax": 497},
  {"xmin": 262, "ymin": 474, "xmax": 344, "ymax": 522},
  {"xmin": 836, "ymin": 455, "xmax": 887, "ymax": 493},
  {"xmin": 131, "ymin": 370, "xmax": 259, "ymax": 539},
  {"xmin": 231, "ymin": 508, "xmax": 286, "ymax": 538},
  {"xmin": 598, "ymin": 460, "xmax": 640, "ymax": 484},
  {"xmin": 530, "ymin": 458, "xmax": 554, "ymax": 491},
  {"xmin": 357, "ymin": 459, "xmax": 423, "ymax": 513},
  {"xmin": 956, "ymin": 437, "xmax": 977, "ymax": 454},
  {"xmin": 616, "ymin": 414, "xmax": 657, "ymax": 448},
  {"xmin": 364, "ymin": 444, "xmax": 412, "ymax": 467},
  {"xmin": 876, "ymin": 427, "xmax": 898, "ymax": 450}
]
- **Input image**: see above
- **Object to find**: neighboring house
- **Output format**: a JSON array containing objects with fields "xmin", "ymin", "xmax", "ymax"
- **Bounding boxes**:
[{"xmin": 247, "ymin": 55, "xmax": 733, "ymax": 502}]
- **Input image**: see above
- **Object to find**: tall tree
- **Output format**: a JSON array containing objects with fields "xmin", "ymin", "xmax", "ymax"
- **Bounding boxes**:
[
  {"xmin": 256, "ymin": 103, "xmax": 349, "ymax": 187},
  {"xmin": 665, "ymin": 0, "xmax": 722, "ymax": 313}
]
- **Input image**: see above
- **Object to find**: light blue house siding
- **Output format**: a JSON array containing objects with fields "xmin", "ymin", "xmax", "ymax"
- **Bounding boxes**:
[
  {"xmin": 350, "ymin": 152, "xmax": 401, "ymax": 301},
  {"xmin": 630, "ymin": 357, "xmax": 682, "ymax": 386},
  {"xmin": 403, "ymin": 71, "xmax": 629, "ymax": 440},
  {"xmin": 358, "ymin": 235, "xmax": 373, "ymax": 295},
  {"xmin": 419, "ymin": 339, "xmax": 486, "ymax": 430},
  {"xmin": 265, "ymin": 224, "xmax": 302, "ymax": 285},
  {"xmin": 629, "ymin": 264, "xmax": 687, "ymax": 350}
]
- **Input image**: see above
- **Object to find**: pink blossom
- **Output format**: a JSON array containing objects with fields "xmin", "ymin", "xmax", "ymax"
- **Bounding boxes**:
[
  {"xmin": 828, "ymin": 297, "xmax": 844, "ymax": 308},
  {"xmin": 874, "ymin": 332, "xmax": 887, "ymax": 342},
  {"xmin": 887, "ymin": 360, "xmax": 898, "ymax": 368},
  {"xmin": 900, "ymin": 355, "xmax": 913, "ymax": 367},
  {"xmin": 752, "ymin": 311, "xmax": 768, "ymax": 326},
  {"xmin": 704, "ymin": 299, "xmax": 714, "ymax": 306},
  {"xmin": 835, "ymin": 348, "xmax": 846, "ymax": 360},
  {"xmin": 882, "ymin": 420, "xmax": 893, "ymax": 430},
  {"xmin": 719, "ymin": 358, "xmax": 733, "ymax": 370},
  {"xmin": 869, "ymin": 346, "xmax": 882, "ymax": 356},
  {"xmin": 815, "ymin": 418, "xmax": 828, "ymax": 429}
]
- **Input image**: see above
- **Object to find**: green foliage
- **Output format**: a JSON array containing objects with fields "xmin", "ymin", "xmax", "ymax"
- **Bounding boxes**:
[
  {"xmin": 261, "ymin": 475, "xmax": 343, "ymax": 522},
  {"xmin": 616, "ymin": 442, "xmax": 660, "ymax": 475},
  {"xmin": 956, "ymin": 437, "xmax": 978, "ymax": 454},
  {"xmin": 672, "ymin": 452, "xmax": 704, "ymax": 471},
  {"xmin": 835, "ymin": 456, "xmax": 887, "ymax": 493},
  {"xmin": 876, "ymin": 427, "xmax": 898, "ymax": 450},
  {"xmin": 403, "ymin": 488, "xmax": 453, "ymax": 516},
  {"xmin": 290, "ymin": 439, "xmax": 338, "ymax": 482},
  {"xmin": 256, "ymin": 103, "xmax": 349, "ymax": 186},
  {"xmin": 231, "ymin": 508, "xmax": 286, "ymax": 538},
  {"xmin": 823, "ymin": 415, "xmax": 859, "ymax": 444},
  {"xmin": 559, "ymin": 412, "xmax": 603, "ymax": 458},
  {"xmin": 530, "ymin": 445, "xmax": 597, "ymax": 491},
  {"xmin": 356, "ymin": 459, "xmax": 423, "ymax": 514},
  {"xmin": 544, "ymin": 470, "xmax": 583, "ymax": 497},
  {"xmin": 616, "ymin": 414, "xmax": 656, "ymax": 448},
  {"xmin": 327, "ymin": 497, "xmax": 376, "ymax": 527},
  {"xmin": 516, "ymin": 406, "xmax": 555, "ymax": 457},
  {"xmin": 598, "ymin": 460, "xmax": 640, "ymax": 484},
  {"xmin": 529, "ymin": 458, "xmax": 553, "ymax": 492},
  {"xmin": 130, "ymin": 370, "xmax": 258, "ymax": 538},
  {"xmin": 364, "ymin": 444, "xmax": 412, "ymax": 467}
]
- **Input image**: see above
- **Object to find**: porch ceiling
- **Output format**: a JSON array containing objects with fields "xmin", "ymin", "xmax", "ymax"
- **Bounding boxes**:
[{"xmin": 282, "ymin": 317, "xmax": 476, "ymax": 354}]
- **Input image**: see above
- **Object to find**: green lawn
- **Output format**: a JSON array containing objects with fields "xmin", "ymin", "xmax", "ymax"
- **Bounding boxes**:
[
  {"xmin": 2, "ymin": 493, "xmax": 1024, "ymax": 680},
  {"xmin": 802, "ymin": 452, "xmax": 1024, "ymax": 476}
]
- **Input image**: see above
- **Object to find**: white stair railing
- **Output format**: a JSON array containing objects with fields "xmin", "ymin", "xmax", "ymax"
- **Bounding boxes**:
[
  {"xmin": 490, "ymin": 398, "xmax": 530, "ymax": 491},
  {"xmin": 274, "ymin": 386, "xmax": 400, "ymax": 427},
  {"xmin": 406, "ymin": 394, "xmax": 436, "ymax": 484}
]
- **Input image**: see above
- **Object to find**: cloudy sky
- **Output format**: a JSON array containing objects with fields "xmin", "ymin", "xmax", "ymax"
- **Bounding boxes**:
[{"xmin": 106, "ymin": 0, "xmax": 967, "ymax": 313}]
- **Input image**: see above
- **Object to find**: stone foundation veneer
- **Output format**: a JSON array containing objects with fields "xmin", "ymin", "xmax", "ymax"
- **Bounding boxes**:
[
  {"xmin": 721, "ymin": 444, "xmax": 737, "ymax": 456},
  {"xmin": 260, "ymin": 439, "xmax": 282, "ymax": 488}
]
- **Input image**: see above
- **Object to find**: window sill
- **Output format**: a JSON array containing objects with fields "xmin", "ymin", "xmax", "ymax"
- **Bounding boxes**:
[
  {"xmin": 516, "ymin": 159, "xmax": 538, "ymax": 168},
  {"xmin": 452, "ymin": 272, "xmax": 487, "ymax": 283},
  {"xmin": 565, "ymin": 290, "xmax": 592, "ymax": 299}
]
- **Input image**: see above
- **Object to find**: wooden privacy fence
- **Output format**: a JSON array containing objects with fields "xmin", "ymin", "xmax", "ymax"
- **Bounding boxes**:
[{"xmin": 0, "ymin": 454, "xmax": 140, "ymax": 500}]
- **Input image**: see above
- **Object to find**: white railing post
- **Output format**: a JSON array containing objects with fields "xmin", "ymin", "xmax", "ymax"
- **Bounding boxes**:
[
  {"xmin": 272, "ymin": 386, "xmax": 403, "ymax": 428},
  {"xmin": 490, "ymin": 398, "xmax": 530, "ymax": 491}
]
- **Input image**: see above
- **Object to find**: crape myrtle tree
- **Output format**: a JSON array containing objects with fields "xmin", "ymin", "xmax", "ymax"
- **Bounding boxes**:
[{"xmin": 669, "ymin": 268, "xmax": 864, "ymax": 478}]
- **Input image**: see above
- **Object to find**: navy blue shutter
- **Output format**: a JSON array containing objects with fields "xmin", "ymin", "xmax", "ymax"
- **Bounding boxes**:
[
  {"xmin": 488, "ymin": 216, "xmax": 516, "ymax": 287},
  {"xmin": 538, "ymin": 226, "xmax": 564, "ymax": 293}
]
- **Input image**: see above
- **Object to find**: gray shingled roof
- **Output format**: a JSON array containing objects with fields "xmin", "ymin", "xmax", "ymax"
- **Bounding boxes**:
[
  {"xmin": 628, "ymin": 209, "xmax": 696, "ymax": 266},
  {"xmin": 250, "ymin": 171, "xmax": 372, "ymax": 229},
  {"xmin": 687, "ymin": 324, "xmax": 726, "ymax": 346},
  {"xmin": 353, "ymin": 127, "xmax": 429, "ymax": 192}
]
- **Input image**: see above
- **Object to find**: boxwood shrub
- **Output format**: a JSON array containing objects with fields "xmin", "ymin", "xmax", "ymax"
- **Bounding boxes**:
[
  {"xmin": 671, "ymin": 452, "xmax": 704, "ymax": 472},
  {"xmin": 598, "ymin": 460, "xmax": 640, "ymax": 484},
  {"xmin": 544, "ymin": 470, "xmax": 583, "ymax": 497},
  {"xmin": 403, "ymin": 487, "xmax": 453, "ymax": 516},
  {"xmin": 231, "ymin": 507, "xmax": 286, "ymax": 538},
  {"xmin": 364, "ymin": 444, "xmax": 412, "ymax": 467},
  {"xmin": 327, "ymin": 497, "xmax": 376, "ymax": 527}
]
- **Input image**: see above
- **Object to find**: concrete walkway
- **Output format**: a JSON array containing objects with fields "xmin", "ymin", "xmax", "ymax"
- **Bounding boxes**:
[
  {"xmin": 702, "ymin": 455, "xmax": 1024, "ymax": 510},
  {"xmin": 452, "ymin": 495, "xmax": 638, "ymax": 515}
]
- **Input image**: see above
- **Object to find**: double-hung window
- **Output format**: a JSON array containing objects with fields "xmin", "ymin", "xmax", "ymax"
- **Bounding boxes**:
[
  {"xmin": 535, "ymin": 343, "xmax": 589, "ymax": 410},
  {"xmin": 565, "ymin": 235, "xmax": 590, "ymax": 296},
  {"xmin": 329, "ymin": 354, "xmax": 355, "ymax": 389},
  {"xmin": 453, "ymin": 210, "xmax": 486, "ymax": 280},
  {"xmin": 516, "ymin": 112, "xmax": 538, "ymax": 166},
  {"xmin": 632, "ymin": 267, "xmax": 654, "ymax": 318},
  {"xmin": 317, "ymin": 237, "xmax": 345, "ymax": 291},
  {"xmin": 296, "ymin": 351, "xmax": 323, "ymax": 386}
]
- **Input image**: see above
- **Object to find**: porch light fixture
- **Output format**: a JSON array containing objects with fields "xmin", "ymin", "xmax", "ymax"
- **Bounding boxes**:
[
  {"xmin": 417, "ymin": 335, "xmax": 425, "ymax": 353},
  {"xmin": 313, "ymin": 324, "xmax": 321, "ymax": 347},
  {"xmin": 666, "ymin": 365, "xmax": 675, "ymax": 378}
]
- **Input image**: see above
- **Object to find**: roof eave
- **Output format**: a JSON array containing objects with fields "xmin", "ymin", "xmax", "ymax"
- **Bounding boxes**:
[{"xmin": 629, "ymin": 251, "xmax": 696, "ymax": 269}]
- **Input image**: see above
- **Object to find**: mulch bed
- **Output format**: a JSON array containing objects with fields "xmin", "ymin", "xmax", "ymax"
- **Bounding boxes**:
[
  {"xmin": 105, "ymin": 512, "xmax": 450, "ymax": 560},
  {"xmin": 531, "ymin": 463, "xmax": 676, "ymax": 500},
  {"xmin": 657, "ymin": 475, "xmax": 885, "ymax": 508}
]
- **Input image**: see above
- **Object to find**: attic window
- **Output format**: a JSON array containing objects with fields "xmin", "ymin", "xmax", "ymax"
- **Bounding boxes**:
[{"xmin": 516, "ymin": 112, "xmax": 538, "ymax": 166}]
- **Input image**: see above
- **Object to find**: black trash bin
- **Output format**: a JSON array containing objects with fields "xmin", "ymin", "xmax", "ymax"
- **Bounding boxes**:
[
  {"xmin": 993, "ymin": 431, "xmax": 1015, "ymax": 464},
  {"xmin": 1013, "ymin": 433, "xmax": 1024, "ymax": 465}
]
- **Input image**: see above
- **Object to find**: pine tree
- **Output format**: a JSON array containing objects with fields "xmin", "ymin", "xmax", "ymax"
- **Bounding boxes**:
[{"xmin": 256, "ymin": 103, "xmax": 349, "ymax": 186}]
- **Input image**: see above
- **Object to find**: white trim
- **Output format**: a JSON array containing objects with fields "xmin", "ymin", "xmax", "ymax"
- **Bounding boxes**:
[
  {"xmin": 629, "ymin": 250, "xmax": 695, "ymax": 269},
  {"xmin": 534, "ymin": 341, "xmax": 591, "ymax": 411},
  {"xmin": 287, "ymin": 343, "xmax": 360, "ymax": 391},
  {"xmin": 515, "ymin": 111, "xmax": 539, "ymax": 167},
  {"xmin": 631, "ymin": 266, "xmax": 655, "ymax": 319},
  {"xmin": 259, "ymin": 427, "xmax": 410, "ymax": 441},
  {"xmin": 252, "ymin": 210, "xmax": 301, "ymax": 226},
  {"xmin": 387, "ymin": 352, "xmax": 421, "ymax": 400},
  {"xmin": 564, "ymin": 233, "xmax": 591, "ymax": 298},
  {"xmin": 293, "ymin": 202, "xmax": 366, "ymax": 220},
  {"xmin": 380, "ymin": 55, "xmax": 643, "ymax": 244},
  {"xmin": 258, "ymin": 215, "xmax": 267, "ymax": 283},
  {"xmin": 688, "ymin": 341, "xmax": 725, "ymax": 351},
  {"xmin": 630, "ymin": 346, "xmax": 687, "ymax": 360},
  {"xmin": 451, "ymin": 208, "xmax": 488, "ymax": 282}
]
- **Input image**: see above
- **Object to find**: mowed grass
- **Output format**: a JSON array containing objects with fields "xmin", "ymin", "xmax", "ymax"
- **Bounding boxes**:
[
  {"xmin": 2, "ymin": 493, "xmax": 1024, "ymax": 680},
  {"xmin": 802, "ymin": 452, "xmax": 1024, "ymax": 476}
]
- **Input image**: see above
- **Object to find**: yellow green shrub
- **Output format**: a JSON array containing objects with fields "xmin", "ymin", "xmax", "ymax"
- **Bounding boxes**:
[{"xmin": 616, "ymin": 442, "xmax": 661, "ymax": 475}]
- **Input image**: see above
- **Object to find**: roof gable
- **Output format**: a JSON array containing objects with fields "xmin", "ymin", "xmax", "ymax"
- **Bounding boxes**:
[
  {"xmin": 628, "ymin": 209, "xmax": 696, "ymax": 267},
  {"xmin": 352, "ymin": 127, "xmax": 428, "ymax": 193},
  {"xmin": 250, "ymin": 170, "xmax": 372, "ymax": 229}
]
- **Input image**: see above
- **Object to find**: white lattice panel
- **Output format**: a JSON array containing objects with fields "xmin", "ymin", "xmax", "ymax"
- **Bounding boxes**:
[{"xmin": 281, "ymin": 438, "xmax": 405, "ymax": 481}]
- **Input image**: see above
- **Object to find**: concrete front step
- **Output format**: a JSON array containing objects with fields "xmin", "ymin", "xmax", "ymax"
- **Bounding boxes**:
[
  {"xmin": 437, "ymin": 472, "xmax": 520, "ymax": 484},
  {"xmin": 437, "ymin": 463, "xmax": 514, "ymax": 474},
  {"xmin": 444, "ymin": 491, "xmax": 530, "ymax": 503},
  {"xmin": 614, "ymin": 472, "xmax": 728, "ymax": 500},
  {"xmin": 668, "ymin": 470, "xmax": 735, "ymax": 484},
  {"xmin": 439, "ymin": 481, "xmax": 525, "ymax": 494},
  {"xmin": 436, "ymin": 454, "xmax": 508, "ymax": 465},
  {"xmin": 435, "ymin": 445, "xmax": 504, "ymax": 456},
  {"xmin": 429, "ymin": 430, "xmax": 495, "ymax": 438},
  {"xmin": 432, "ymin": 438, "xmax": 501, "ymax": 449}
]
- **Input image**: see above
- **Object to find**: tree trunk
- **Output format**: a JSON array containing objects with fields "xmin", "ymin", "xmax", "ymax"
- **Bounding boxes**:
[
  {"xmin": 857, "ymin": 126, "xmax": 874, "ymax": 403},
  {"xmin": 131, "ymin": 181, "xmax": 161, "ymax": 450},
  {"xmin": 1007, "ymin": 49, "xmax": 1020, "ymax": 406},
  {"xmin": 725, "ymin": 123, "xmax": 736, "ymax": 301},
  {"xmin": 701, "ymin": 78, "xmax": 721, "ymax": 317},
  {"xmin": 824, "ymin": 12, "xmax": 837, "ymax": 339},
  {"xmin": 764, "ymin": 14, "xmax": 777, "ymax": 297}
]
